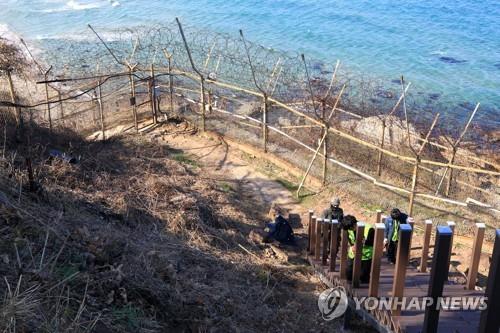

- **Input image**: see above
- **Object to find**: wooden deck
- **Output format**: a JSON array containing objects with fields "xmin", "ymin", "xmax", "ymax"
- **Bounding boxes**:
[{"xmin": 309, "ymin": 256, "xmax": 484, "ymax": 333}]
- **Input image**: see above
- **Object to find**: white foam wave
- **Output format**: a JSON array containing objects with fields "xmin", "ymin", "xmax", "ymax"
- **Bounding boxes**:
[{"xmin": 40, "ymin": 0, "xmax": 117, "ymax": 13}]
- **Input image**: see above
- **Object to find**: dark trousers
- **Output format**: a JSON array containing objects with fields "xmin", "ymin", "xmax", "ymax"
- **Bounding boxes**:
[
  {"xmin": 346, "ymin": 258, "xmax": 372, "ymax": 283},
  {"xmin": 387, "ymin": 240, "xmax": 398, "ymax": 264}
]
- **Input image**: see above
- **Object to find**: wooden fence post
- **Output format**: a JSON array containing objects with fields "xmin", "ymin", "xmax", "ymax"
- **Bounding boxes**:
[
  {"xmin": 128, "ymin": 68, "xmax": 138, "ymax": 132},
  {"xmin": 307, "ymin": 210, "xmax": 313, "ymax": 252},
  {"xmin": 376, "ymin": 119, "xmax": 386, "ymax": 176},
  {"xmin": 446, "ymin": 221, "xmax": 455, "ymax": 272},
  {"xmin": 408, "ymin": 217, "xmax": 415, "ymax": 257},
  {"xmin": 445, "ymin": 148, "xmax": 457, "ymax": 196},
  {"xmin": 329, "ymin": 219, "xmax": 339, "ymax": 272},
  {"xmin": 391, "ymin": 223, "xmax": 412, "ymax": 316},
  {"xmin": 315, "ymin": 218, "xmax": 322, "ymax": 261},
  {"xmin": 6, "ymin": 70, "xmax": 22, "ymax": 131},
  {"xmin": 200, "ymin": 78, "xmax": 206, "ymax": 132},
  {"xmin": 340, "ymin": 229, "xmax": 348, "ymax": 280},
  {"xmin": 44, "ymin": 72, "xmax": 52, "ymax": 133},
  {"xmin": 479, "ymin": 229, "xmax": 500, "ymax": 333},
  {"xmin": 97, "ymin": 79, "xmax": 105, "ymax": 141},
  {"xmin": 408, "ymin": 160, "xmax": 420, "ymax": 217},
  {"xmin": 466, "ymin": 223, "xmax": 485, "ymax": 290},
  {"xmin": 369, "ymin": 223, "xmax": 385, "ymax": 297},
  {"xmin": 375, "ymin": 209, "xmax": 382, "ymax": 225},
  {"xmin": 422, "ymin": 226, "xmax": 453, "ymax": 333},
  {"xmin": 352, "ymin": 222, "xmax": 365, "ymax": 288},
  {"xmin": 262, "ymin": 95, "xmax": 268, "ymax": 152},
  {"xmin": 150, "ymin": 63, "xmax": 157, "ymax": 125},
  {"xmin": 322, "ymin": 126, "xmax": 328, "ymax": 185},
  {"xmin": 58, "ymin": 91, "xmax": 64, "ymax": 121},
  {"xmin": 322, "ymin": 219, "xmax": 330, "ymax": 265},
  {"xmin": 310, "ymin": 215, "xmax": 317, "ymax": 255},
  {"xmin": 420, "ymin": 219, "xmax": 433, "ymax": 273}
]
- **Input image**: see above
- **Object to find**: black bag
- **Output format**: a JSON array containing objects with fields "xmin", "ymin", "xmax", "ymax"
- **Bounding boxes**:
[{"xmin": 273, "ymin": 215, "xmax": 294, "ymax": 244}]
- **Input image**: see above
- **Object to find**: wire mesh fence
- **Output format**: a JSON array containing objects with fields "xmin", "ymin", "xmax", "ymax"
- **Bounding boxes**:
[{"xmin": 1, "ymin": 18, "xmax": 499, "ymax": 218}]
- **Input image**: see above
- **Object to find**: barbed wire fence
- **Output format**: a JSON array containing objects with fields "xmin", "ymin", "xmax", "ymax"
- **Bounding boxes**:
[{"xmin": 1, "ymin": 18, "xmax": 499, "ymax": 223}]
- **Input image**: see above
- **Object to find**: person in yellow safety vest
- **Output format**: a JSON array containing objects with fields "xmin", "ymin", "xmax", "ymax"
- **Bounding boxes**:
[
  {"xmin": 343, "ymin": 215, "xmax": 375, "ymax": 283},
  {"xmin": 383, "ymin": 208, "xmax": 408, "ymax": 264}
]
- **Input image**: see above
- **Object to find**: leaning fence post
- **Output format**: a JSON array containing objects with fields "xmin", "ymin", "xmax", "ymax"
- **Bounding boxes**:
[
  {"xmin": 329, "ymin": 219, "xmax": 339, "ymax": 272},
  {"xmin": 315, "ymin": 218, "xmax": 323, "ymax": 261},
  {"xmin": 340, "ymin": 229, "xmax": 348, "ymax": 280},
  {"xmin": 352, "ymin": 222, "xmax": 365, "ymax": 288},
  {"xmin": 466, "ymin": 223, "xmax": 485, "ymax": 290},
  {"xmin": 408, "ymin": 160, "xmax": 420, "ymax": 217},
  {"xmin": 322, "ymin": 219, "xmax": 331, "ymax": 265},
  {"xmin": 307, "ymin": 210, "xmax": 314, "ymax": 252},
  {"xmin": 422, "ymin": 226, "xmax": 453, "ymax": 333},
  {"xmin": 391, "ymin": 224, "xmax": 412, "ymax": 316},
  {"xmin": 97, "ymin": 79, "xmax": 105, "ymax": 141},
  {"xmin": 420, "ymin": 219, "xmax": 433, "ymax": 273},
  {"xmin": 369, "ymin": 223, "xmax": 385, "ymax": 297},
  {"xmin": 479, "ymin": 229, "xmax": 500, "ymax": 333}
]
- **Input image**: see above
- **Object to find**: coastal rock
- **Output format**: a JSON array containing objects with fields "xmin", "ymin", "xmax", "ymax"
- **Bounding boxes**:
[{"xmin": 341, "ymin": 115, "xmax": 419, "ymax": 149}]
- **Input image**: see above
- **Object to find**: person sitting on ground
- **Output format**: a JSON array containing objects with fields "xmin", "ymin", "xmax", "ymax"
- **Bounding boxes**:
[
  {"xmin": 384, "ymin": 208, "xmax": 408, "ymax": 264},
  {"xmin": 263, "ymin": 204, "xmax": 295, "ymax": 244},
  {"xmin": 343, "ymin": 215, "xmax": 374, "ymax": 283}
]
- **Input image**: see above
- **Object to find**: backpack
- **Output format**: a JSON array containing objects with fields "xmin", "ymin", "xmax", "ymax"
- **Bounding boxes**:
[{"xmin": 272, "ymin": 215, "xmax": 295, "ymax": 244}]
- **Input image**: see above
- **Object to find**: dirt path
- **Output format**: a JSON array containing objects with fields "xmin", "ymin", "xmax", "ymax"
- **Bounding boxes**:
[{"xmin": 158, "ymin": 129, "xmax": 306, "ymax": 220}]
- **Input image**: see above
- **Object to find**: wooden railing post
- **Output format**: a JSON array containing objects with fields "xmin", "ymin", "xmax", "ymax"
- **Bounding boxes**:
[
  {"xmin": 391, "ymin": 224, "xmax": 412, "ymax": 316},
  {"xmin": 466, "ymin": 223, "xmax": 485, "ymax": 290},
  {"xmin": 479, "ymin": 229, "xmax": 500, "ymax": 333},
  {"xmin": 352, "ymin": 222, "xmax": 365, "ymax": 288},
  {"xmin": 420, "ymin": 219, "xmax": 433, "ymax": 273},
  {"xmin": 315, "ymin": 218, "xmax": 322, "ymax": 261},
  {"xmin": 322, "ymin": 219, "xmax": 331, "ymax": 265},
  {"xmin": 408, "ymin": 217, "xmax": 415, "ymax": 257},
  {"xmin": 375, "ymin": 210, "xmax": 382, "ymax": 225},
  {"xmin": 422, "ymin": 226, "xmax": 453, "ymax": 333},
  {"xmin": 369, "ymin": 223, "xmax": 385, "ymax": 297},
  {"xmin": 307, "ymin": 210, "xmax": 313, "ymax": 252},
  {"xmin": 446, "ymin": 221, "xmax": 455, "ymax": 272},
  {"xmin": 340, "ymin": 229, "xmax": 348, "ymax": 280},
  {"xmin": 376, "ymin": 119, "xmax": 386, "ymax": 176},
  {"xmin": 329, "ymin": 219, "xmax": 339, "ymax": 272},
  {"xmin": 310, "ymin": 215, "xmax": 317, "ymax": 255}
]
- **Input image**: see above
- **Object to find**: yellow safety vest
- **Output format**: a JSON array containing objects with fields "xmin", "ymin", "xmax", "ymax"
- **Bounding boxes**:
[{"xmin": 347, "ymin": 224, "xmax": 374, "ymax": 261}]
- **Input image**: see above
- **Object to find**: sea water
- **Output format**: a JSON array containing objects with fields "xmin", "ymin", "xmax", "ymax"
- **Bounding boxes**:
[{"xmin": 0, "ymin": 0, "xmax": 498, "ymax": 127}]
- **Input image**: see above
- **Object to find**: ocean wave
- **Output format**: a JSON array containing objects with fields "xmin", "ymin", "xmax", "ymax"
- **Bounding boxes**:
[{"xmin": 41, "ymin": 0, "xmax": 118, "ymax": 13}]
